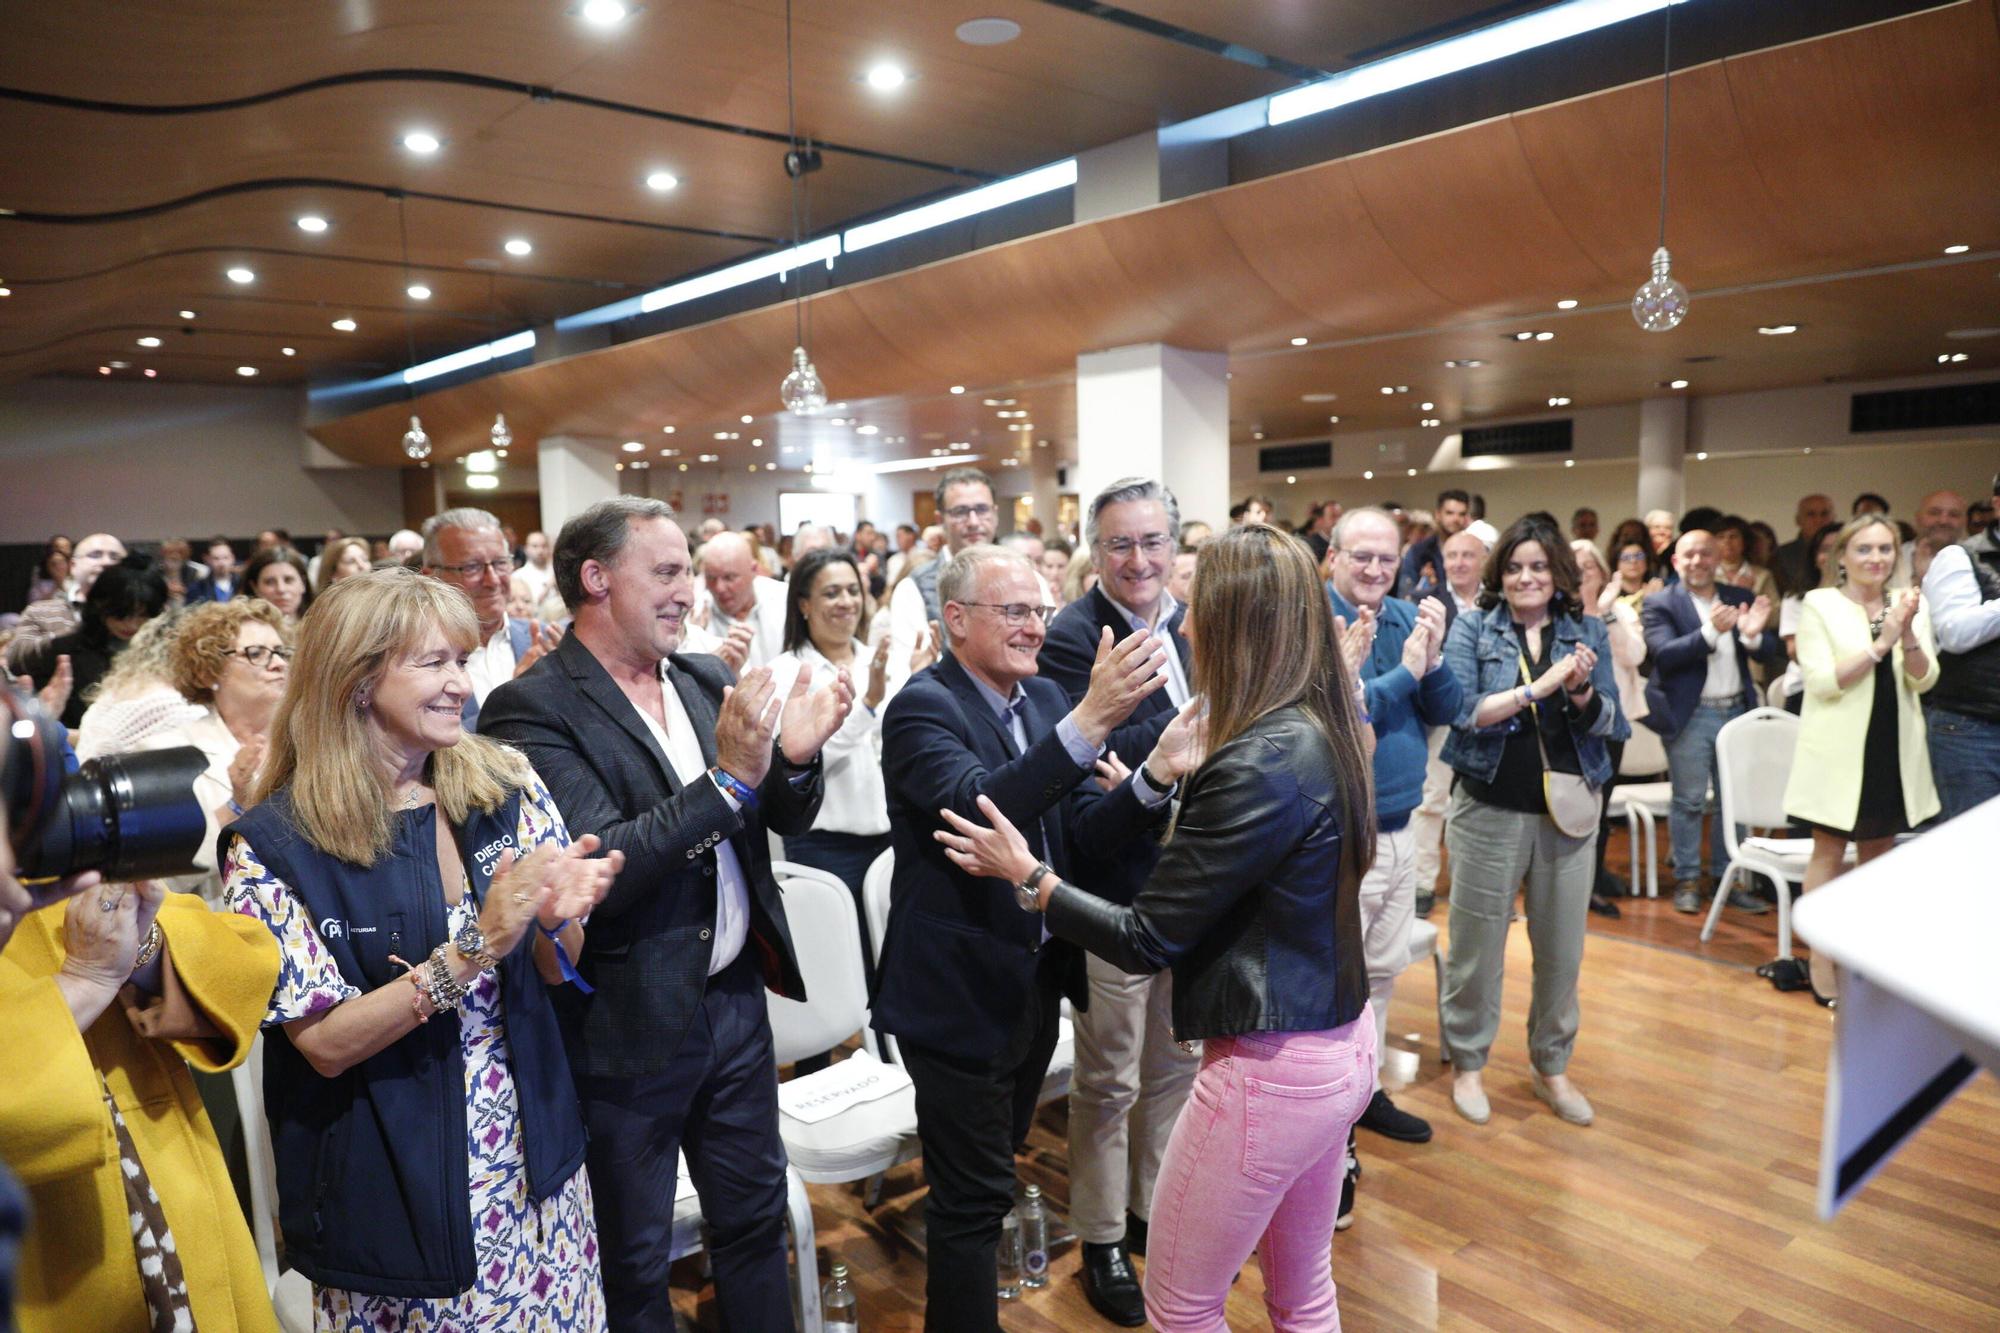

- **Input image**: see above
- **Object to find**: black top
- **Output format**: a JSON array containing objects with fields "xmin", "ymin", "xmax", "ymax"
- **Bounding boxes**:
[
  {"xmin": 1459, "ymin": 619, "xmax": 1601, "ymax": 813},
  {"xmin": 1046, "ymin": 705, "xmax": 1369, "ymax": 1042}
]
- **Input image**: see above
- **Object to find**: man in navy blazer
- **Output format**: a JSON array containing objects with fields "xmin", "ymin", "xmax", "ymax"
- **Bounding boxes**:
[
  {"xmin": 1035, "ymin": 478, "xmax": 1198, "ymax": 1324},
  {"xmin": 420, "ymin": 507, "xmax": 559, "ymax": 730},
  {"xmin": 1641, "ymin": 528, "xmax": 1784, "ymax": 913},
  {"xmin": 481, "ymin": 497, "xmax": 852, "ymax": 1333},
  {"xmin": 876, "ymin": 543, "xmax": 1182, "ymax": 1333}
]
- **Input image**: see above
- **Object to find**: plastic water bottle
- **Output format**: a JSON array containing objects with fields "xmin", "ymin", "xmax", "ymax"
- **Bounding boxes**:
[
  {"xmin": 822, "ymin": 1260, "xmax": 858, "ymax": 1333},
  {"xmin": 997, "ymin": 1212, "xmax": 1022, "ymax": 1300},
  {"xmin": 1020, "ymin": 1184, "xmax": 1049, "ymax": 1289}
]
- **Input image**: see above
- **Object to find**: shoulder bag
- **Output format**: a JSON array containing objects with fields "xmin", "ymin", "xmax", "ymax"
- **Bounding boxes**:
[{"xmin": 1519, "ymin": 650, "xmax": 1601, "ymax": 839}]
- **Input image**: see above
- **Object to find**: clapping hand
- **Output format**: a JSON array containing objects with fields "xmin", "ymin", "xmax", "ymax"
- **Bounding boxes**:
[
  {"xmin": 714, "ymin": 622, "xmax": 756, "ymax": 674},
  {"xmin": 864, "ymin": 634, "xmax": 893, "ymax": 712},
  {"xmin": 1334, "ymin": 606, "xmax": 1376, "ymax": 677},
  {"xmin": 227, "ymin": 735, "xmax": 267, "ymax": 811},
  {"xmin": 1145, "ymin": 696, "xmax": 1209, "ymax": 783},
  {"xmin": 513, "ymin": 620, "xmax": 565, "ymax": 678},
  {"xmin": 15, "ymin": 654, "xmax": 73, "ymax": 720},
  {"xmin": 1564, "ymin": 643, "xmax": 1599, "ymax": 695},
  {"xmin": 779, "ymin": 663, "xmax": 855, "ymax": 766},
  {"xmin": 936, "ymin": 794, "xmax": 1038, "ymax": 886},
  {"xmin": 910, "ymin": 620, "xmax": 942, "ymax": 674},
  {"xmin": 533, "ymin": 835, "xmax": 623, "ymax": 931},
  {"xmin": 1891, "ymin": 588, "xmax": 1923, "ymax": 645},
  {"xmin": 1074, "ymin": 627, "xmax": 1169, "ymax": 748},
  {"xmin": 715, "ymin": 665, "xmax": 781, "ymax": 786},
  {"xmin": 1092, "ymin": 750, "xmax": 1132, "ymax": 793},
  {"xmin": 1738, "ymin": 595, "xmax": 1773, "ymax": 639},
  {"xmin": 1708, "ymin": 601, "xmax": 1741, "ymax": 634}
]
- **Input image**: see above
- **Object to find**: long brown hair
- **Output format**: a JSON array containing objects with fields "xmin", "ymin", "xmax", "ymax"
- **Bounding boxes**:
[
  {"xmin": 1188, "ymin": 524, "xmax": 1375, "ymax": 886},
  {"xmin": 254, "ymin": 567, "xmax": 528, "ymax": 865}
]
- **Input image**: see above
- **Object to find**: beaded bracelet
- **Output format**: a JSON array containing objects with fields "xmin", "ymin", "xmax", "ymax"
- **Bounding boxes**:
[{"xmin": 423, "ymin": 944, "xmax": 470, "ymax": 1012}]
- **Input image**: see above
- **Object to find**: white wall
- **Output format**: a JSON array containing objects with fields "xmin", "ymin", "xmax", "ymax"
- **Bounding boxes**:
[
  {"xmin": 0, "ymin": 377, "xmax": 404, "ymax": 542},
  {"xmin": 1234, "ymin": 371, "xmax": 2000, "ymax": 532}
]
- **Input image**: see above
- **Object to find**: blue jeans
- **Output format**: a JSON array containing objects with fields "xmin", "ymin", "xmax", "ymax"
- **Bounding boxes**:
[
  {"xmin": 1664, "ymin": 700, "xmax": 1743, "ymax": 884},
  {"xmin": 1926, "ymin": 706, "xmax": 2000, "ymax": 823}
]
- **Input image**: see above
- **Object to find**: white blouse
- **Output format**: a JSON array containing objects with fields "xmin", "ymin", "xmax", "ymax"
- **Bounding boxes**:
[{"xmin": 766, "ymin": 640, "xmax": 890, "ymax": 837}]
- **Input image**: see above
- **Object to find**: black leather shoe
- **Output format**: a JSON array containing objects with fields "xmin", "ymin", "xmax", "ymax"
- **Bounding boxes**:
[
  {"xmin": 1080, "ymin": 1241, "xmax": 1146, "ymax": 1326},
  {"xmin": 1122, "ymin": 1210, "xmax": 1148, "ymax": 1257},
  {"xmin": 1414, "ymin": 890, "xmax": 1435, "ymax": 918},
  {"xmin": 1336, "ymin": 1143, "xmax": 1358, "ymax": 1231},
  {"xmin": 1357, "ymin": 1087, "xmax": 1433, "ymax": 1143}
]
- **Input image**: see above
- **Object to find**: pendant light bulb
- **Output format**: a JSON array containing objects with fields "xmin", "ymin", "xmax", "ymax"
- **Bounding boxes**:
[
  {"xmin": 1631, "ymin": 246, "xmax": 1689, "ymax": 333},
  {"xmin": 490, "ymin": 412, "xmax": 513, "ymax": 450},
  {"xmin": 401, "ymin": 414, "xmax": 432, "ymax": 460},
  {"xmin": 779, "ymin": 346, "xmax": 827, "ymax": 416}
]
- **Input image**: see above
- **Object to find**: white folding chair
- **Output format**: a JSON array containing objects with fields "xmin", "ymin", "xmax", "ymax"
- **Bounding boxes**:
[
  {"xmin": 859, "ymin": 846, "xmax": 1073, "ymax": 1106},
  {"xmin": 767, "ymin": 861, "xmax": 923, "ymax": 1228},
  {"xmin": 1707, "ymin": 707, "xmax": 1811, "ymax": 957},
  {"xmin": 229, "ymin": 1035, "xmax": 316, "ymax": 1333},
  {"xmin": 1605, "ymin": 723, "xmax": 1672, "ymax": 898}
]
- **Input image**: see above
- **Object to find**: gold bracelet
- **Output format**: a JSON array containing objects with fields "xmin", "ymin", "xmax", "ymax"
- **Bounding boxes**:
[{"xmin": 131, "ymin": 921, "xmax": 165, "ymax": 972}]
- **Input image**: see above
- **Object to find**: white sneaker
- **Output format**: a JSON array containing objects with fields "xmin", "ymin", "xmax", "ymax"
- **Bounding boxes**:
[
  {"xmin": 1532, "ymin": 1071, "xmax": 1594, "ymax": 1126},
  {"xmin": 1451, "ymin": 1073, "xmax": 1490, "ymax": 1125}
]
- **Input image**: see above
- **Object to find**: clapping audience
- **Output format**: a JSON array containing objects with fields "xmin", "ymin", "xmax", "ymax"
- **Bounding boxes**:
[{"xmin": 2, "ymin": 461, "xmax": 1990, "ymax": 1333}]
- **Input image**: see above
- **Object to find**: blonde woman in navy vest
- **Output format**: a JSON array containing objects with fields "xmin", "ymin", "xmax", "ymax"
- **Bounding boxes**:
[{"xmin": 222, "ymin": 568, "xmax": 622, "ymax": 1331}]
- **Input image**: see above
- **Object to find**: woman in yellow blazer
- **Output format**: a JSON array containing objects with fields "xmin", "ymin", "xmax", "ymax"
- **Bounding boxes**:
[
  {"xmin": 0, "ymin": 865, "xmax": 281, "ymax": 1333},
  {"xmin": 1784, "ymin": 514, "xmax": 1939, "ymax": 1006}
]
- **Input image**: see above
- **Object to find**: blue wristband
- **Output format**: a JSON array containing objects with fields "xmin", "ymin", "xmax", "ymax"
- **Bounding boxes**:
[
  {"xmin": 539, "ymin": 921, "xmax": 593, "ymax": 994},
  {"xmin": 228, "ymin": 799, "xmax": 246, "ymax": 816},
  {"xmin": 710, "ymin": 766, "xmax": 759, "ymax": 809}
]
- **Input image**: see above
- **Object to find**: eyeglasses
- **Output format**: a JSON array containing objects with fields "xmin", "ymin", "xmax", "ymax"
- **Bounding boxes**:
[
  {"xmin": 1616, "ymin": 550, "xmax": 1650, "ymax": 563},
  {"xmin": 227, "ymin": 645, "xmax": 293, "ymax": 667},
  {"xmin": 960, "ymin": 602, "xmax": 1056, "ymax": 626},
  {"xmin": 433, "ymin": 557, "xmax": 515, "ymax": 580},
  {"xmin": 1097, "ymin": 534, "xmax": 1173, "ymax": 558},
  {"xmin": 942, "ymin": 504, "xmax": 995, "ymax": 522},
  {"xmin": 1338, "ymin": 550, "xmax": 1399, "ymax": 570}
]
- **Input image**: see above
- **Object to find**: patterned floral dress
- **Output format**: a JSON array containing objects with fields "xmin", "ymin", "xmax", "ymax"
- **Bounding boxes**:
[{"xmin": 224, "ymin": 780, "xmax": 606, "ymax": 1333}]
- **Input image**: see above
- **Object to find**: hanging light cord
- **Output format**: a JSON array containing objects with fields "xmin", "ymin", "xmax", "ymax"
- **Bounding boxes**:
[
  {"xmin": 785, "ymin": 0, "xmax": 806, "ymax": 349},
  {"xmin": 1656, "ymin": 1, "xmax": 1673, "ymax": 250},
  {"xmin": 398, "ymin": 194, "xmax": 419, "ymax": 397}
]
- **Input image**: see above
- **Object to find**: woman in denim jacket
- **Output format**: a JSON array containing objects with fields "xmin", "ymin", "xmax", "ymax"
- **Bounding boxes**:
[{"xmin": 1438, "ymin": 514, "xmax": 1627, "ymax": 1130}]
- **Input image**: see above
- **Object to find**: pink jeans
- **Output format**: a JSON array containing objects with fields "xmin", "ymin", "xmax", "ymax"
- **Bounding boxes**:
[{"xmin": 1143, "ymin": 1010, "xmax": 1377, "ymax": 1332}]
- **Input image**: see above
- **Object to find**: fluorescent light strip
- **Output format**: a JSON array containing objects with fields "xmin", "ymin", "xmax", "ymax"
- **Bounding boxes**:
[
  {"xmin": 1268, "ymin": 0, "xmax": 1688, "ymax": 127},
  {"xmin": 638, "ymin": 236, "xmax": 841, "ymax": 315},
  {"xmin": 843, "ymin": 161, "xmax": 1077, "ymax": 253},
  {"xmin": 402, "ymin": 329, "xmax": 538, "ymax": 385}
]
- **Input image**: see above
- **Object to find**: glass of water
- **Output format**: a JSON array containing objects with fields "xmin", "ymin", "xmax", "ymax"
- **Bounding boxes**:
[{"xmin": 997, "ymin": 1212, "xmax": 1023, "ymax": 1300}]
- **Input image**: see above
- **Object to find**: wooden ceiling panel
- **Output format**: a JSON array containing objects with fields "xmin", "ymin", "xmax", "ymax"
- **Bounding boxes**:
[{"xmin": 1117, "ymin": 1, "xmax": 1567, "ymax": 72}]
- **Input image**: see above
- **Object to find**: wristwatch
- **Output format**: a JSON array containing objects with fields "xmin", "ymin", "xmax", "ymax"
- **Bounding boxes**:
[
  {"xmin": 1016, "ymin": 861, "xmax": 1055, "ymax": 913},
  {"xmin": 453, "ymin": 918, "xmax": 500, "ymax": 971}
]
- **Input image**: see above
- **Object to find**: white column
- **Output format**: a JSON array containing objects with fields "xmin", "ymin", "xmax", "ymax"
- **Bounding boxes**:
[
  {"xmin": 1636, "ymin": 396, "xmax": 1688, "ymax": 518},
  {"xmin": 1076, "ymin": 344, "xmax": 1229, "ymax": 528},
  {"xmin": 537, "ymin": 436, "xmax": 621, "ymax": 535}
]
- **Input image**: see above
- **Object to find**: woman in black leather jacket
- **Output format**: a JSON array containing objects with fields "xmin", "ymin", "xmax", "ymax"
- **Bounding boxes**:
[{"xmin": 938, "ymin": 523, "xmax": 1376, "ymax": 1333}]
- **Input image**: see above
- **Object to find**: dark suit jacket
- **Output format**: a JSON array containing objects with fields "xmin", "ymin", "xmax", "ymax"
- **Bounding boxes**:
[
  {"xmin": 1039, "ymin": 584, "xmax": 1192, "ymax": 907},
  {"xmin": 184, "ymin": 574, "xmax": 237, "ymax": 605},
  {"xmin": 872, "ymin": 654, "xmax": 1168, "ymax": 1062},
  {"xmin": 1640, "ymin": 582, "xmax": 1786, "ymax": 740},
  {"xmin": 479, "ymin": 631, "xmax": 822, "ymax": 1077}
]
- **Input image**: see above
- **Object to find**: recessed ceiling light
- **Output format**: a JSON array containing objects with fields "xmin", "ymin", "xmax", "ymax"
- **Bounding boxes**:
[
  {"xmin": 1363, "ymin": 470, "xmax": 1374, "ymax": 480},
  {"xmin": 662, "ymin": 425, "xmax": 676, "ymax": 434},
  {"xmin": 1556, "ymin": 298, "xmax": 1578, "ymax": 310},
  {"xmin": 178, "ymin": 309, "xmax": 196, "ymax": 320},
  {"xmin": 1328, "ymin": 415, "xmax": 1340, "ymax": 424},
  {"xmin": 955, "ymin": 17, "xmax": 1021, "ymax": 44},
  {"xmin": 1757, "ymin": 324, "xmax": 1798, "ymax": 336},
  {"xmin": 645, "ymin": 170, "xmax": 680, "ymax": 192},
  {"xmin": 1696, "ymin": 451, "xmax": 1709, "ymax": 460},
  {"xmin": 856, "ymin": 424, "xmax": 880, "ymax": 435},
  {"xmin": 108, "ymin": 360, "xmax": 129, "ymax": 369},
  {"xmin": 1943, "ymin": 244, "xmax": 1969, "ymax": 254},
  {"xmin": 949, "ymin": 385, "xmax": 965, "ymax": 394},
  {"xmin": 1419, "ymin": 401, "xmax": 1434, "ymax": 411},
  {"xmin": 1300, "ymin": 393, "xmax": 1337, "ymax": 403},
  {"xmin": 504, "ymin": 238, "xmax": 533, "ymax": 257},
  {"xmin": 98, "ymin": 365, "xmax": 111, "ymax": 375},
  {"xmin": 982, "ymin": 397, "xmax": 1015, "ymax": 406},
  {"xmin": 740, "ymin": 414, "xmax": 754, "ymax": 424},
  {"xmin": 296, "ymin": 215, "xmax": 329, "ymax": 233},
  {"xmin": 1380, "ymin": 386, "xmax": 1395, "ymax": 395},
  {"xmin": 403, "ymin": 131, "xmax": 441, "ymax": 155},
  {"xmin": 1937, "ymin": 351, "xmax": 1971, "ymax": 363},
  {"xmin": 579, "ymin": 0, "xmax": 628, "ymax": 25},
  {"xmin": 1670, "ymin": 379, "xmax": 1689, "ymax": 389},
  {"xmin": 621, "ymin": 441, "xmax": 643, "ymax": 453},
  {"xmin": 865, "ymin": 63, "xmax": 908, "ymax": 91},
  {"xmin": 226, "ymin": 267, "xmax": 255, "ymax": 284},
  {"xmin": 1407, "ymin": 468, "xmax": 1418, "ymax": 477},
  {"xmin": 1535, "ymin": 331, "xmax": 1554, "ymax": 341},
  {"xmin": 281, "ymin": 346, "xmax": 296, "ymax": 356},
  {"xmin": 751, "ymin": 438, "xmax": 763, "ymax": 447},
  {"xmin": 407, "ymin": 284, "xmax": 432, "ymax": 301},
  {"xmin": 236, "ymin": 365, "xmax": 258, "ymax": 377},
  {"xmin": 332, "ymin": 318, "xmax": 357, "ymax": 331},
  {"xmin": 144, "ymin": 368, "xmax": 157, "ymax": 378},
  {"xmin": 1945, "ymin": 327, "xmax": 2000, "ymax": 339},
  {"xmin": 1252, "ymin": 431, "xmax": 1264, "ymax": 441},
  {"xmin": 1289, "ymin": 336, "xmax": 1308, "ymax": 346},
  {"xmin": 1445, "ymin": 358, "xmax": 1484, "ymax": 369},
  {"xmin": 136, "ymin": 336, "xmax": 161, "ymax": 348},
  {"xmin": 1286, "ymin": 475, "xmax": 1298, "ymax": 484},
  {"xmin": 0, "ymin": 287, "xmax": 11, "ymax": 297},
  {"xmin": 1420, "ymin": 418, "xmax": 1441, "ymax": 427}
]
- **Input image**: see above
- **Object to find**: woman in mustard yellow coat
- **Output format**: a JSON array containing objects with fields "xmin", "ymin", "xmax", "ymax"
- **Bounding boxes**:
[
  {"xmin": 1784, "ymin": 514, "xmax": 1940, "ymax": 1006},
  {"xmin": 0, "ymin": 861, "xmax": 281, "ymax": 1333}
]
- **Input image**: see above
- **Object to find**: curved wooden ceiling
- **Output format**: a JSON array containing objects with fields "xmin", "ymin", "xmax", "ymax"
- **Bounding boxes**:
[{"xmin": 302, "ymin": 1, "xmax": 2000, "ymax": 471}]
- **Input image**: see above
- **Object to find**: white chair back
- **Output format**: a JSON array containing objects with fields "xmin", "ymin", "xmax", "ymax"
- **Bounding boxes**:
[
  {"xmin": 862, "ymin": 847, "xmax": 895, "ymax": 964},
  {"xmin": 1714, "ymin": 707, "xmax": 1800, "ymax": 853},
  {"xmin": 766, "ymin": 861, "xmax": 871, "ymax": 1066}
]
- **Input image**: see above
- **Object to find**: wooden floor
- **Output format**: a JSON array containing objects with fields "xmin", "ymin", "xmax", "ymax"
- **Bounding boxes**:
[{"xmin": 670, "ymin": 836, "xmax": 2000, "ymax": 1330}]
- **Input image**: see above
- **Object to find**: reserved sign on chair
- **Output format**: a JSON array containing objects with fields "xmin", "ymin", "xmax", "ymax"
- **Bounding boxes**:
[{"xmin": 778, "ymin": 1049, "xmax": 914, "ymax": 1125}]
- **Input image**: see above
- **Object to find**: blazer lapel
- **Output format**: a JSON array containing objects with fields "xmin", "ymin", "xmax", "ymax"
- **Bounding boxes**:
[
  {"xmin": 559, "ymin": 634, "xmax": 677, "ymax": 788},
  {"xmin": 939, "ymin": 655, "xmax": 1020, "ymax": 756}
]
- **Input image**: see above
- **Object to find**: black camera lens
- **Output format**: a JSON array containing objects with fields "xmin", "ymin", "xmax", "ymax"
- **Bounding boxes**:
[{"xmin": 4, "ymin": 690, "xmax": 211, "ymax": 884}]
